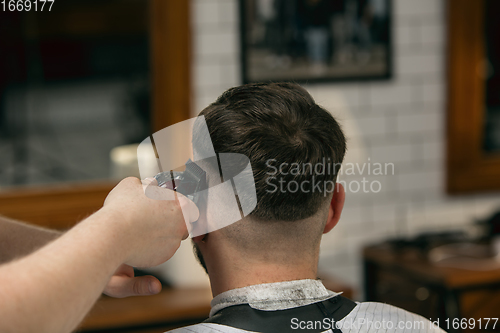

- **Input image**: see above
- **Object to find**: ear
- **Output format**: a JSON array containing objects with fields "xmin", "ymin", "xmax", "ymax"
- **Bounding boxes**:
[{"xmin": 323, "ymin": 183, "xmax": 345, "ymax": 234}]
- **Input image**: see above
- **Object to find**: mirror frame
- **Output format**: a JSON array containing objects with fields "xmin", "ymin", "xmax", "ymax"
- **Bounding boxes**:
[{"xmin": 447, "ymin": 0, "xmax": 500, "ymax": 194}]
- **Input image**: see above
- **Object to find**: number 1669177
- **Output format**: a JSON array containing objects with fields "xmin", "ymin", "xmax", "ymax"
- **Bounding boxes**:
[{"xmin": 2, "ymin": 0, "xmax": 55, "ymax": 12}]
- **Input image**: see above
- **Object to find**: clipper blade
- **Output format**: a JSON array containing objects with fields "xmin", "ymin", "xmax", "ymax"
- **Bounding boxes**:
[{"xmin": 153, "ymin": 159, "xmax": 207, "ymax": 207}]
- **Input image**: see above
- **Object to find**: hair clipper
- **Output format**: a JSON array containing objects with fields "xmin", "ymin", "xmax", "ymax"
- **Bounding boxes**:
[{"xmin": 154, "ymin": 159, "xmax": 207, "ymax": 208}]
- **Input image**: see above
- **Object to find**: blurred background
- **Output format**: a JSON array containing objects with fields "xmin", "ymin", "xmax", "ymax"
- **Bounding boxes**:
[
  {"xmin": 0, "ymin": 0, "xmax": 151, "ymax": 186},
  {"xmin": 1, "ymin": 0, "xmax": 500, "ymax": 332}
]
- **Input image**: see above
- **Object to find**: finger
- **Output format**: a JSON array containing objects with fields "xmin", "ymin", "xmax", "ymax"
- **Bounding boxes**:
[
  {"xmin": 104, "ymin": 275, "xmax": 162, "ymax": 298},
  {"xmin": 141, "ymin": 177, "xmax": 157, "ymax": 186},
  {"xmin": 144, "ymin": 184, "xmax": 176, "ymax": 200},
  {"xmin": 112, "ymin": 264, "xmax": 135, "ymax": 278},
  {"xmin": 176, "ymin": 192, "xmax": 200, "ymax": 224},
  {"xmin": 122, "ymin": 177, "xmax": 142, "ymax": 187}
]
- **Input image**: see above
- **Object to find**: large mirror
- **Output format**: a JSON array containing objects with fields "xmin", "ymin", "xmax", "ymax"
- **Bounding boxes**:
[
  {"xmin": 0, "ymin": 0, "xmax": 191, "ymax": 191},
  {"xmin": 484, "ymin": 0, "xmax": 500, "ymax": 153},
  {"xmin": 0, "ymin": 0, "xmax": 151, "ymax": 187},
  {"xmin": 0, "ymin": 0, "xmax": 191, "ymax": 229},
  {"xmin": 447, "ymin": 0, "xmax": 500, "ymax": 194}
]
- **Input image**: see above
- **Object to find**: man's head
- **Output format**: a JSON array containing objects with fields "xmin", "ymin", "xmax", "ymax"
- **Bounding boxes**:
[{"xmin": 192, "ymin": 82, "xmax": 346, "ymax": 287}]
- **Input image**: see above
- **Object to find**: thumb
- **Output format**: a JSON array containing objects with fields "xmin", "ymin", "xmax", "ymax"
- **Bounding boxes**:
[{"xmin": 104, "ymin": 275, "xmax": 162, "ymax": 298}]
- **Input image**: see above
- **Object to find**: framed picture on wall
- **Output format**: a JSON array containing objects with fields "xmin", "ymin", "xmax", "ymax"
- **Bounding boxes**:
[{"xmin": 240, "ymin": 0, "xmax": 392, "ymax": 84}]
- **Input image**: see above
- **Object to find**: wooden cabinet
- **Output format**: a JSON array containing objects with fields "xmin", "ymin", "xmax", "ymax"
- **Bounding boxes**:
[{"xmin": 364, "ymin": 244, "xmax": 500, "ymax": 333}]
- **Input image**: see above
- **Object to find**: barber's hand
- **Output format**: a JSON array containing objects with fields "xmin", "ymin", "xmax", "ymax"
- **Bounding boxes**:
[
  {"xmin": 103, "ymin": 177, "xmax": 199, "ymax": 269},
  {"xmin": 104, "ymin": 264, "xmax": 162, "ymax": 297}
]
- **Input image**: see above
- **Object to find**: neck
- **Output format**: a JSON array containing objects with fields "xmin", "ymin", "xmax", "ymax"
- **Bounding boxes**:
[{"xmin": 207, "ymin": 257, "xmax": 318, "ymax": 297}]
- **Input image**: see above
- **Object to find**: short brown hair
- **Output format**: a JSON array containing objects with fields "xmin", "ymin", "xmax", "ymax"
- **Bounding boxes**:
[{"xmin": 196, "ymin": 82, "xmax": 346, "ymax": 221}]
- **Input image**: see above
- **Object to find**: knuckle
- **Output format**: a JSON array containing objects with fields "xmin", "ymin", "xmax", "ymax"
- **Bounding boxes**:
[
  {"xmin": 125, "ymin": 176, "xmax": 140, "ymax": 184},
  {"xmin": 132, "ymin": 279, "xmax": 142, "ymax": 295}
]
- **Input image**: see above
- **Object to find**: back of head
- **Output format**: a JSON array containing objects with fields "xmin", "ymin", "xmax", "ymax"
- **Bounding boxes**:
[{"xmin": 195, "ymin": 82, "xmax": 346, "ymax": 259}]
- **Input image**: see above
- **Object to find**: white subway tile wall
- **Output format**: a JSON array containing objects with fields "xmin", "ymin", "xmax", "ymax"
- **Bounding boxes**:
[{"xmin": 191, "ymin": 0, "xmax": 500, "ymax": 298}]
